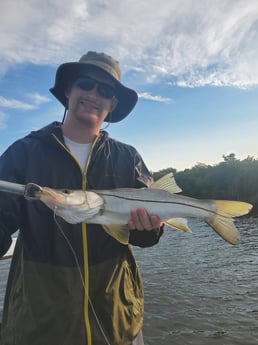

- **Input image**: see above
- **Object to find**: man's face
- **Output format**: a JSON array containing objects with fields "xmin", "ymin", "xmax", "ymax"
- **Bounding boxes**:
[{"xmin": 66, "ymin": 68, "xmax": 118, "ymax": 126}]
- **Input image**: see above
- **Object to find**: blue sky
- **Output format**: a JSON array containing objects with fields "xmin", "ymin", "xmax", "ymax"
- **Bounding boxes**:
[{"xmin": 0, "ymin": 0, "xmax": 258, "ymax": 172}]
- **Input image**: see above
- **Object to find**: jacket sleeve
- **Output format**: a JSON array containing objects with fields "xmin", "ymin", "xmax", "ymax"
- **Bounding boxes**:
[
  {"xmin": 129, "ymin": 227, "xmax": 164, "ymax": 248},
  {"xmin": 0, "ymin": 144, "xmax": 24, "ymax": 257},
  {"xmin": 128, "ymin": 150, "xmax": 164, "ymax": 247}
]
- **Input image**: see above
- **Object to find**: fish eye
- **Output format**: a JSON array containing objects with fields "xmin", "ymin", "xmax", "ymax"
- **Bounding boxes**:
[{"xmin": 62, "ymin": 189, "xmax": 73, "ymax": 194}]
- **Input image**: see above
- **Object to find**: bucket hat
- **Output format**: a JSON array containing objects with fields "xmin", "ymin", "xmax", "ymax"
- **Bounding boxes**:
[{"xmin": 50, "ymin": 51, "xmax": 138, "ymax": 123}]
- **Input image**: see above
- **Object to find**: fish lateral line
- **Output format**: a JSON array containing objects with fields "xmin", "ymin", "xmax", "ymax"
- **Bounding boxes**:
[{"xmin": 97, "ymin": 191, "xmax": 221, "ymax": 216}]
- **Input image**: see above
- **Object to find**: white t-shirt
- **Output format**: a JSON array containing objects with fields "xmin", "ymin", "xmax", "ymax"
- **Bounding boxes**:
[{"xmin": 64, "ymin": 136, "xmax": 92, "ymax": 171}]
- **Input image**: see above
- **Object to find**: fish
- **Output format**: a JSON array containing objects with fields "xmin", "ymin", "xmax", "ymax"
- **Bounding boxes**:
[{"xmin": 34, "ymin": 173, "xmax": 253, "ymax": 245}]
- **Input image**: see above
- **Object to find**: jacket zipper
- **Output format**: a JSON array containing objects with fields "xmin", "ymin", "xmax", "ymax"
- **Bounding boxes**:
[
  {"xmin": 81, "ymin": 134, "xmax": 99, "ymax": 345},
  {"xmin": 52, "ymin": 132, "xmax": 100, "ymax": 345}
]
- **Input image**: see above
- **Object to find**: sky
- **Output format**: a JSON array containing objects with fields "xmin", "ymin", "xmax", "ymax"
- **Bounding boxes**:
[{"xmin": 0, "ymin": 0, "xmax": 258, "ymax": 172}]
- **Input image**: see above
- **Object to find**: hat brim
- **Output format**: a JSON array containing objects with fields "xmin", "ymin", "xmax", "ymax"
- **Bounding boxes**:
[{"xmin": 50, "ymin": 63, "xmax": 138, "ymax": 123}]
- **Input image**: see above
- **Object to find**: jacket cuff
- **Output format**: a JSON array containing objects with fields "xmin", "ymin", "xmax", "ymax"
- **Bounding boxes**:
[{"xmin": 129, "ymin": 226, "xmax": 164, "ymax": 248}]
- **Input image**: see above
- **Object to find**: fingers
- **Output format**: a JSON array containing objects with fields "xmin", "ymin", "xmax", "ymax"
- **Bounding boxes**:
[{"xmin": 128, "ymin": 208, "xmax": 162, "ymax": 231}]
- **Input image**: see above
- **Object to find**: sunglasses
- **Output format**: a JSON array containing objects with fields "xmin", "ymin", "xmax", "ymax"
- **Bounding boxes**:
[{"xmin": 73, "ymin": 77, "xmax": 116, "ymax": 99}]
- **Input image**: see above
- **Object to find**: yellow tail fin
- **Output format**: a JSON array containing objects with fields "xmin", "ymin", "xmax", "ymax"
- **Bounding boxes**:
[
  {"xmin": 213, "ymin": 200, "xmax": 253, "ymax": 218},
  {"xmin": 208, "ymin": 200, "xmax": 253, "ymax": 245}
]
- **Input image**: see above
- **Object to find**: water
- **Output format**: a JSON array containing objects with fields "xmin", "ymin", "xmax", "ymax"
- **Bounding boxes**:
[
  {"xmin": 0, "ymin": 259, "xmax": 11, "ymax": 315},
  {"xmin": 134, "ymin": 217, "xmax": 258, "ymax": 345},
  {"xmin": 0, "ymin": 218, "xmax": 257, "ymax": 344}
]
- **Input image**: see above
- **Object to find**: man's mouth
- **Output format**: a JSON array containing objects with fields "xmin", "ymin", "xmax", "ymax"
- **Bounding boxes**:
[{"xmin": 79, "ymin": 98, "xmax": 100, "ymax": 110}]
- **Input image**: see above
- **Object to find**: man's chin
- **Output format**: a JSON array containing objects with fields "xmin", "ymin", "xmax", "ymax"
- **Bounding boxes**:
[{"xmin": 78, "ymin": 112, "xmax": 103, "ymax": 126}]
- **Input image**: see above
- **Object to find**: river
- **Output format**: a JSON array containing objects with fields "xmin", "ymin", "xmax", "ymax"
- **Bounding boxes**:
[
  {"xmin": 1, "ymin": 217, "xmax": 257, "ymax": 344},
  {"xmin": 134, "ymin": 217, "xmax": 258, "ymax": 345}
]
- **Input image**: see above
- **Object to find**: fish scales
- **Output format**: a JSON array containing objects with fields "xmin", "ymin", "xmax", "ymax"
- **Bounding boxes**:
[{"xmin": 96, "ymin": 189, "xmax": 217, "ymax": 221}]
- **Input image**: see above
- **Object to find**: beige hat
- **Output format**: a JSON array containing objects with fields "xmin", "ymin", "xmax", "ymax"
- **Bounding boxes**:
[{"xmin": 50, "ymin": 51, "xmax": 138, "ymax": 122}]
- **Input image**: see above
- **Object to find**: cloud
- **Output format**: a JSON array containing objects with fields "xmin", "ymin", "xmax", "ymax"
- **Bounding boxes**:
[
  {"xmin": 0, "ymin": 0, "xmax": 258, "ymax": 88},
  {"xmin": 0, "ymin": 96, "xmax": 36, "ymax": 110},
  {"xmin": 27, "ymin": 93, "xmax": 51, "ymax": 105},
  {"xmin": 0, "ymin": 93, "xmax": 50, "ymax": 110},
  {"xmin": 138, "ymin": 92, "xmax": 172, "ymax": 103}
]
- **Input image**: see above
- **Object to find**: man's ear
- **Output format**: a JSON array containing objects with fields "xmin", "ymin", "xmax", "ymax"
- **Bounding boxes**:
[
  {"xmin": 65, "ymin": 82, "xmax": 73, "ymax": 98},
  {"xmin": 110, "ymin": 97, "xmax": 119, "ymax": 112}
]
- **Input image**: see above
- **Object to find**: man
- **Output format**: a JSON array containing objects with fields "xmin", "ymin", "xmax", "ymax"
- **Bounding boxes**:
[{"xmin": 0, "ymin": 51, "xmax": 163, "ymax": 345}]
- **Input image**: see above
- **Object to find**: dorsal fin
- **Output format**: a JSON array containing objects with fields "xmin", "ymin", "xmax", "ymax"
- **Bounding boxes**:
[{"xmin": 149, "ymin": 173, "xmax": 182, "ymax": 194}]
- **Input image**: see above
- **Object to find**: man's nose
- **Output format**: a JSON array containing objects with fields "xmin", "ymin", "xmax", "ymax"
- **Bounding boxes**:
[{"xmin": 87, "ymin": 84, "xmax": 99, "ymax": 97}]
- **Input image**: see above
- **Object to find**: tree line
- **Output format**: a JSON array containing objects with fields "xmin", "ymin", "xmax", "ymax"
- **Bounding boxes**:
[{"xmin": 152, "ymin": 153, "xmax": 258, "ymax": 215}]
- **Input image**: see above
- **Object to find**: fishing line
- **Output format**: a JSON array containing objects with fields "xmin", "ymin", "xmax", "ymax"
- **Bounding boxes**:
[{"xmin": 53, "ymin": 207, "xmax": 112, "ymax": 345}]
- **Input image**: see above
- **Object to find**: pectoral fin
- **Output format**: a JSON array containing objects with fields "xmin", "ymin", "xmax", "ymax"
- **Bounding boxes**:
[
  {"xmin": 103, "ymin": 224, "xmax": 130, "ymax": 245},
  {"xmin": 165, "ymin": 218, "xmax": 192, "ymax": 233}
]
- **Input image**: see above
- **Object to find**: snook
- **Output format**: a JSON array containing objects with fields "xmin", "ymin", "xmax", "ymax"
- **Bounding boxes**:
[{"xmin": 36, "ymin": 173, "xmax": 252, "ymax": 245}]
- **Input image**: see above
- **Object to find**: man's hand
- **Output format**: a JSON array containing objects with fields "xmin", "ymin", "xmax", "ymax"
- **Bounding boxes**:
[{"xmin": 127, "ymin": 208, "xmax": 163, "ymax": 231}]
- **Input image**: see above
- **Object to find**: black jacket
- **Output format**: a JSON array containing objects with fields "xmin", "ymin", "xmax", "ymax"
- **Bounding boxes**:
[{"xmin": 0, "ymin": 122, "xmax": 163, "ymax": 345}]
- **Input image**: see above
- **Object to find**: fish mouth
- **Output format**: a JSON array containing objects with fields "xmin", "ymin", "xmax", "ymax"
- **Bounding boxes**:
[
  {"xmin": 40, "ymin": 188, "xmax": 88, "ymax": 207},
  {"xmin": 24, "ymin": 184, "xmax": 67, "ymax": 207},
  {"xmin": 24, "ymin": 183, "xmax": 43, "ymax": 200},
  {"xmin": 38, "ymin": 188, "xmax": 68, "ymax": 205}
]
